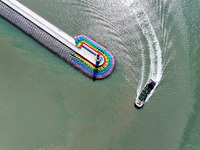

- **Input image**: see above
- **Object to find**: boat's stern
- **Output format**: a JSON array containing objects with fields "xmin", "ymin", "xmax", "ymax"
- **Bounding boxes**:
[{"xmin": 134, "ymin": 98, "xmax": 144, "ymax": 108}]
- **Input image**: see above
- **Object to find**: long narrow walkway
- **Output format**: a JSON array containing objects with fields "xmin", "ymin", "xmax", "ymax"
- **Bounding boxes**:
[
  {"xmin": 0, "ymin": 0, "xmax": 115, "ymax": 79},
  {"xmin": 1, "ymin": 0, "xmax": 97, "ymax": 65}
]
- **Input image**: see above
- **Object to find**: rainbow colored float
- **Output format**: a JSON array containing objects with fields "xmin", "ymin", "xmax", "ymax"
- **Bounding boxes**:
[{"xmin": 72, "ymin": 35, "xmax": 115, "ymax": 79}]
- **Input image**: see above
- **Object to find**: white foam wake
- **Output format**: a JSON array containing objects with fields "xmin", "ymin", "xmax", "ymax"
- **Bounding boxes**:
[
  {"xmin": 136, "ymin": 42, "xmax": 145, "ymax": 96},
  {"xmin": 126, "ymin": 0, "xmax": 163, "ymax": 102}
]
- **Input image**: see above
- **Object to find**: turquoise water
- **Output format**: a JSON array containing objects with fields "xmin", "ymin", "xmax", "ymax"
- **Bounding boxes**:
[{"xmin": 0, "ymin": 0, "xmax": 199, "ymax": 149}]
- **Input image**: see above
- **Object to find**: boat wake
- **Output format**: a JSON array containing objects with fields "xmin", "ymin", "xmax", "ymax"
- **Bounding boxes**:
[{"xmin": 126, "ymin": 0, "xmax": 163, "ymax": 103}]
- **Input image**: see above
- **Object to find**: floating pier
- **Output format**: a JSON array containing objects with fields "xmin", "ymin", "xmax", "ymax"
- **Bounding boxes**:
[{"xmin": 0, "ymin": 0, "xmax": 115, "ymax": 79}]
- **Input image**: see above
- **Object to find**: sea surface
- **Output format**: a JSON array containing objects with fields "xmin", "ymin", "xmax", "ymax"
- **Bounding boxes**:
[{"xmin": 0, "ymin": 0, "xmax": 199, "ymax": 150}]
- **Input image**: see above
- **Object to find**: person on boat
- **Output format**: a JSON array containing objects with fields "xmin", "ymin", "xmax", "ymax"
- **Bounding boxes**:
[{"xmin": 148, "ymin": 81, "xmax": 156, "ymax": 90}]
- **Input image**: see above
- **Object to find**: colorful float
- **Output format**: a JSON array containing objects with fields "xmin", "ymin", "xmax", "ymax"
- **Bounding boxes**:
[{"xmin": 72, "ymin": 35, "xmax": 115, "ymax": 79}]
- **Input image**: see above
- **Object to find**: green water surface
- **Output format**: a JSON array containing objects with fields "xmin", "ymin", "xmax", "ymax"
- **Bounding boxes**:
[{"xmin": 0, "ymin": 0, "xmax": 199, "ymax": 150}]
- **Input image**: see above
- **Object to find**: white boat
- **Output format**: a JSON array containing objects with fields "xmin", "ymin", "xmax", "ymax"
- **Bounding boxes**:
[{"xmin": 135, "ymin": 79, "xmax": 156, "ymax": 108}]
